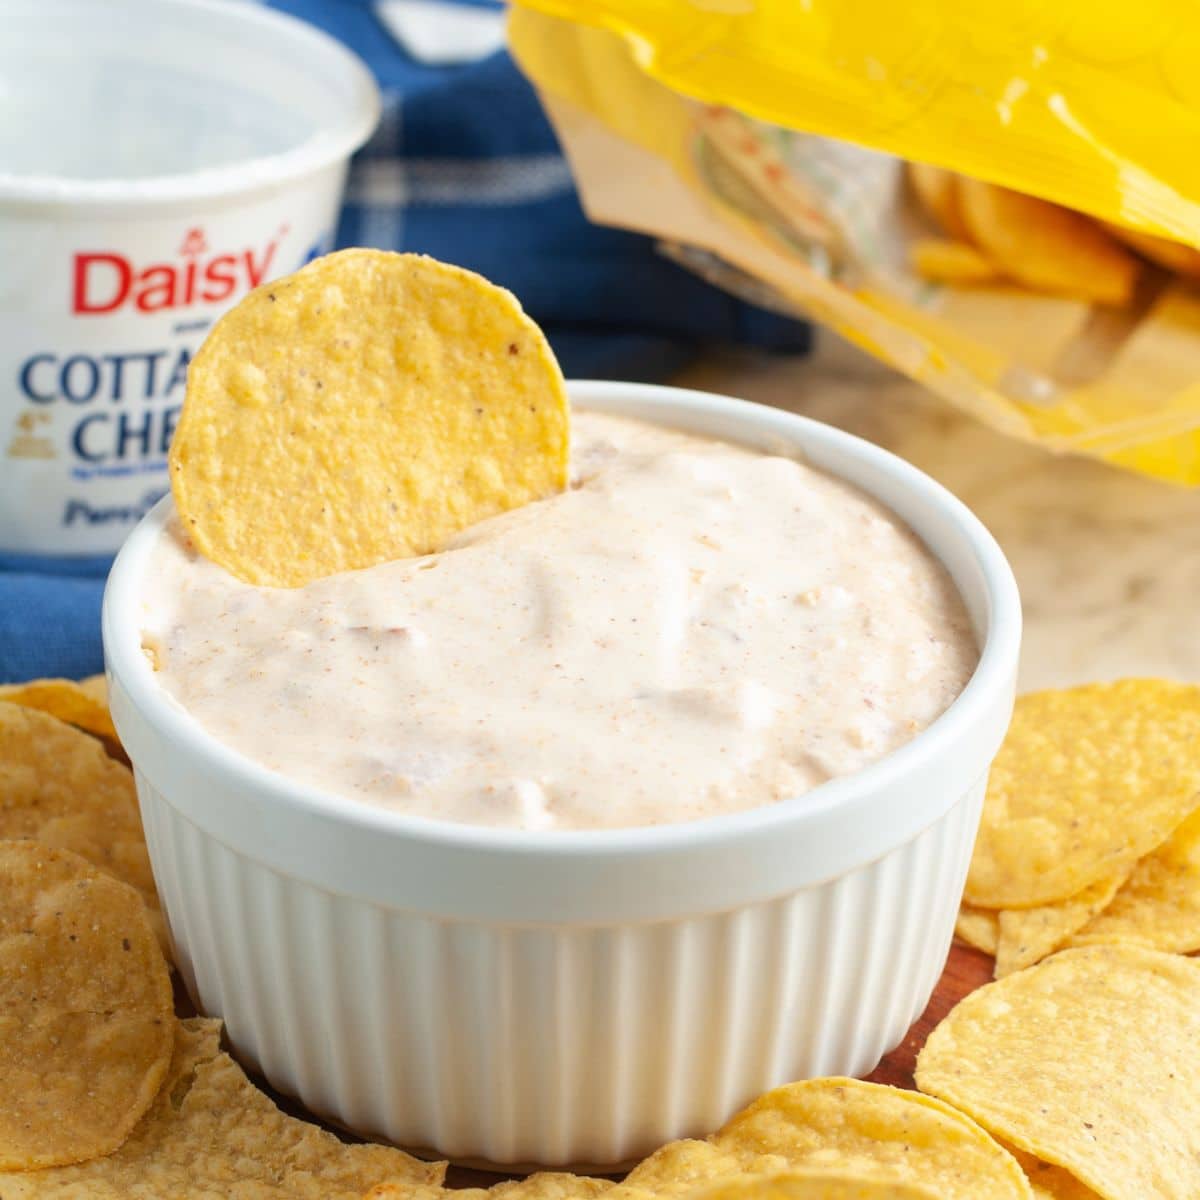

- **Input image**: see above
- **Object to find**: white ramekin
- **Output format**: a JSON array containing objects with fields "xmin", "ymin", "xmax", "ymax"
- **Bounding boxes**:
[
  {"xmin": 0, "ymin": 0, "xmax": 378, "ymax": 558},
  {"xmin": 103, "ymin": 381, "xmax": 1021, "ymax": 1168}
]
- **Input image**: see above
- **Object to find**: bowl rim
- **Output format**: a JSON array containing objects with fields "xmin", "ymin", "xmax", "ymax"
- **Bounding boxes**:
[
  {"xmin": 0, "ymin": 0, "xmax": 380, "ymax": 206},
  {"xmin": 103, "ymin": 379, "xmax": 1021, "ymax": 867}
]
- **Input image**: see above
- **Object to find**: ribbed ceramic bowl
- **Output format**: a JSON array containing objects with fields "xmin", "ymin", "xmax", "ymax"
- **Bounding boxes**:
[{"xmin": 103, "ymin": 381, "xmax": 1021, "ymax": 1168}]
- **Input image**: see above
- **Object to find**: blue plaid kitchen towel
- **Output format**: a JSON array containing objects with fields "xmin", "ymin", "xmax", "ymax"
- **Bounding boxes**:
[{"xmin": 0, "ymin": 0, "xmax": 808, "ymax": 682}]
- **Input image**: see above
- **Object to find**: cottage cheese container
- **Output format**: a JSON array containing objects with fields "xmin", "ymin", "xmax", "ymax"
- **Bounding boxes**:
[{"xmin": 0, "ymin": 0, "xmax": 378, "ymax": 558}]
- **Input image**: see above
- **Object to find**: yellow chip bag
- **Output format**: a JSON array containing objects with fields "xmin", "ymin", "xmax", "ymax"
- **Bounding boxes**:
[
  {"xmin": 0, "ymin": 701, "xmax": 162, "ymax": 942},
  {"xmin": 964, "ymin": 680, "xmax": 1200, "ymax": 909},
  {"xmin": 1103, "ymin": 223, "xmax": 1200, "ymax": 279},
  {"xmin": 0, "ymin": 1017, "xmax": 445, "ymax": 1198},
  {"xmin": 955, "ymin": 181, "xmax": 1139, "ymax": 306},
  {"xmin": 0, "ymin": 841, "xmax": 173, "ymax": 1170},
  {"xmin": 613, "ymin": 1079, "xmax": 1031, "ymax": 1200},
  {"xmin": 0, "ymin": 676, "xmax": 116, "ymax": 741},
  {"xmin": 992, "ymin": 868, "xmax": 1128, "ymax": 979},
  {"xmin": 169, "ymin": 249, "xmax": 570, "ymax": 588},
  {"xmin": 1069, "ymin": 805, "xmax": 1200, "ymax": 953},
  {"xmin": 916, "ymin": 945, "xmax": 1200, "ymax": 1200},
  {"xmin": 509, "ymin": 1, "xmax": 1200, "ymax": 484}
]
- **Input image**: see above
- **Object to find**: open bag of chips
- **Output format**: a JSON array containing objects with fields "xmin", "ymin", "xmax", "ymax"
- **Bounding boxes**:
[{"xmin": 508, "ymin": 1, "xmax": 1200, "ymax": 483}]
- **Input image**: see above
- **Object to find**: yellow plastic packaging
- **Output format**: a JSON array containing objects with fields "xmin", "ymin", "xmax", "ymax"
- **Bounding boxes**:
[{"xmin": 509, "ymin": 1, "xmax": 1200, "ymax": 483}]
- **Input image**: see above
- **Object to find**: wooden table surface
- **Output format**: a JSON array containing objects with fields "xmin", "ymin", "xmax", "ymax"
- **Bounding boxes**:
[{"xmin": 864, "ymin": 941, "xmax": 991, "ymax": 1091}]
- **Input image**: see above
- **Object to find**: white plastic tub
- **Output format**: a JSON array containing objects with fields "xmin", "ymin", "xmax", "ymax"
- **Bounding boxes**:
[
  {"xmin": 103, "ymin": 381, "xmax": 1021, "ymax": 1168},
  {"xmin": 0, "ymin": 0, "xmax": 378, "ymax": 558}
]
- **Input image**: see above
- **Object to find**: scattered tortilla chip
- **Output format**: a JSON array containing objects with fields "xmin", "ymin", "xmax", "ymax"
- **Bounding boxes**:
[
  {"xmin": 1103, "ymin": 223, "xmax": 1200, "ymax": 279},
  {"xmin": 0, "ymin": 701, "xmax": 162, "ymax": 943},
  {"xmin": 916, "ymin": 945, "xmax": 1200, "ymax": 1200},
  {"xmin": 0, "ymin": 1016, "xmax": 445, "ymax": 1198},
  {"xmin": 955, "ymin": 906, "xmax": 999, "ymax": 954},
  {"xmin": 483, "ymin": 1178, "xmax": 612, "ymax": 1200},
  {"xmin": 963, "ymin": 680, "xmax": 1200, "ymax": 908},
  {"xmin": 1001, "ymin": 1144, "xmax": 1101, "ymax": 1200},
  {"xmin": 620, "ymin": 1139, "xmax": 744, "ymax": 1196},
  {"xmin": 910, "ymin": 239, "xmax": 999, "ymax": 285},
  {"xmin": 993, "ymin": 868, "xmax": 1128, "ymax": 978},
  {"xmin": 364, "ymin": 1173, "xmax": 614, "ymax": 1200},
  {"xmin": 715, "ymin": 1079, "xmax": 1031, "ymax": 1199},
  {"xmin": 0, "ymin": 841, "xmax": 173, "ymax": 1170},
  {"xmin": 1069, "ymin": 805, "xmax": 1200, "ymax": 953},
  {"xmin": 0, "ymin": 676, "xmax": 116, "ymax": 741},
  {"xmin": 957, "ymin": 181, "xmax": 1138, "ymax": 305},
  {"xmin": 907, "ymin": 163, "xmax": 970, "ymax": 241},
  {"xmin": 683, "ymin": 1170, "xmax": 940, "ymax": 1199},
  {"xmin": 486, "ymin": 1178, "xmax": 612, "ymax": 1200},
  {"xmin": 169, "ymin": 249, "xmax": 570, "ymax": 588},
  {"xmin": 613, "ymin": 1079, "xmax": 1031, "ymax": 1200}
]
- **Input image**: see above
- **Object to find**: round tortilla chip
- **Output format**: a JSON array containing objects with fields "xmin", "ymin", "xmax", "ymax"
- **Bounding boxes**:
[
  {"xmin": 964, "ymin": 680, "xmax": 1200, "ymax": 908},
  {"xmin": 916, "ymin": 945, "xmax": 1200, "ymax": 1200},
  {"xmin": 612, "ymin": 1085, "xmax": 1030, "ymax": 1198},
  {"xmin": 957, "ymin": 181, "xmax": 1138, "ymax": 305},
  {"xmin": 0, "ymin": 1015, "xmax": 445, "ymax": 1199},
  {"xmin": 706, "ymin": 1078, "xmax": 1031, "ymax": 1200},
  {"xmin": 1001, "ymin": 1144, "xmax": 1101, "ymax": 1200},
  {"xmin": 0, "ymin": 841, "xmax": 173, "ymax": 1170},
  {"xmin": 622, "ymin": 1138, "xmax": 745, "ymax": 1195},
  {"xmin": 169, "ymin": 249, "xmax": 570, "ymax": 588},
  {"xmin": 955, "ymin": 905, "xmax": 999, "ymax": 955},
  {"xmin": 1068, "ymin": 805, "xmax": 1200, "ymax": 953},
  {"xmin": 685, "ymin": 1170, "xmax": 940, "ymax": 1199},
  {"xmin": 907, "ymin": 163, "xmax": 970, "ymax": 241},
  {"xmin": 364, "ymin": 1174, "xmax": 613, "ymax": 1200},
  {"xmin": 0, "ymin": 701, "xmax": 161, "ymax": 941},
  {"xmin": 910, "ymin": 239, "xmax": 999, "ymax": 285},
  {"xmin": 992, "ymin": 867, "xmax": 1128, "ymax": 978},
  {"xmin": 0, "ymin": 677, "xmax": 116, "ymax": 741},
  {"xmin": 1102, "ymin": 222, "xmax": 1200, "ymax": 279}
]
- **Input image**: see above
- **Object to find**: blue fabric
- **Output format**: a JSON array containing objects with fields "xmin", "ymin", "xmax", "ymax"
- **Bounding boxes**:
[
  {"xmin": 276, "ymin": 0, "xmax": 809, "ymax": 378},
  {"xmin": 0, "ymin": 575, "xmax": 107, "ymax": 682},
  {"xmin": 0, "ymin": 0, "xmax": 809, "ymax": 683}
]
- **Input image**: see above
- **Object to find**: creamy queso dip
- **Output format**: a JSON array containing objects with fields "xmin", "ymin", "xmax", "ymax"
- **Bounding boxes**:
[{"xmin": 142, "ymin": 412, "xmax": 977, "ymax": 830}]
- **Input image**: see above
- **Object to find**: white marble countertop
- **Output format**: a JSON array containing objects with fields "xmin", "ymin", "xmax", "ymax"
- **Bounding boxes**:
[{"xmin": 675, "ymin": 336, "xmax": 1200, "ymax": 692}]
